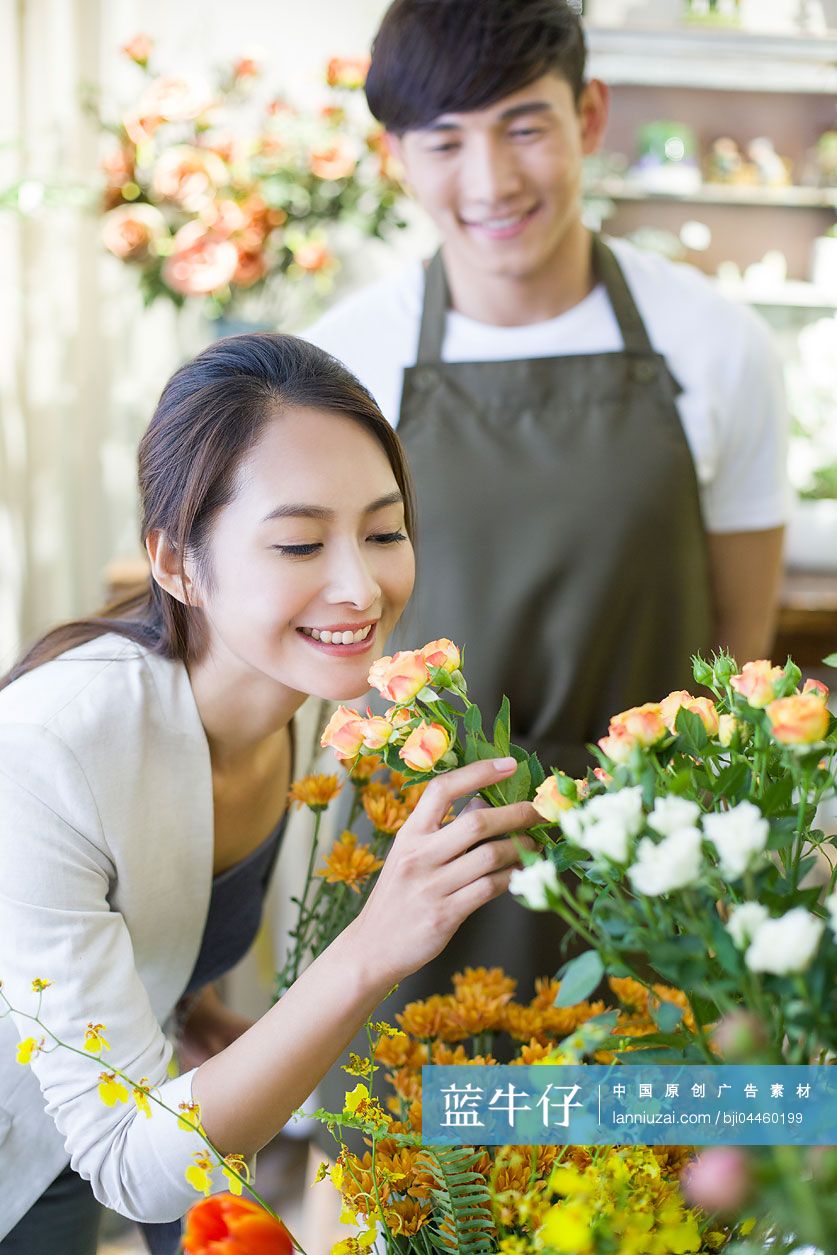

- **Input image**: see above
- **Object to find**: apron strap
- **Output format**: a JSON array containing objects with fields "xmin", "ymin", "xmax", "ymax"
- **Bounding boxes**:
[
  {"xmin": 591, "ymin": 235, "xmax": 654, "ymax": 356},
  {"xmin": 416, "ymin": 251, "xmax": 448, "ymax": 364}
]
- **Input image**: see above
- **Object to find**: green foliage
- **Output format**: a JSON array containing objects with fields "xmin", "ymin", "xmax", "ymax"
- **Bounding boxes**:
[{"xmin": 419, "ymin": 1146, "xmax": 497, "ymax": 1255}]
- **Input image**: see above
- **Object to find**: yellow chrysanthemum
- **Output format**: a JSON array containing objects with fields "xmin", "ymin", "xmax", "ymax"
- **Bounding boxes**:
[
  {"xmin": 347, "ymin": 754, "xmax": 382, "ymax": 783},
  {"xmin": 98, "ymin": 1072, "xmax": 129, "ymax": 1107},
  {"xmin": 83, "ymin": 1022, "xmax": 110, "ymax": 1053},
  {"xmin": 317, "ymin": 831, "xmax": 384, "ymax": 892},
  {"xmin": 288, "ymin": 773, "xmax": 342, "ymax": 811}
]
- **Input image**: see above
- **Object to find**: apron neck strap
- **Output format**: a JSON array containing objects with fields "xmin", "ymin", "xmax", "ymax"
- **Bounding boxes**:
[
  {"xmin": 591, "ymin": 235, "xmax": 654, "ymax": 355},
  {"xmin": 416, "ymin": 235, "xmax": 654, "ymax": 364}
]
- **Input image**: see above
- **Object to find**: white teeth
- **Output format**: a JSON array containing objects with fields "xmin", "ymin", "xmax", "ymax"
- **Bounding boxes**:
[{"xmin": 301, "ymin": 624, "xmax": 373, "ymax": 645}]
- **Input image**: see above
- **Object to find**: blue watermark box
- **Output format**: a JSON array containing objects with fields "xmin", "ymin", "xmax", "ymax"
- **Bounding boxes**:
[{"xmin": 421, "ymin": 1065, "xmax": 837, "ymax": 1146}]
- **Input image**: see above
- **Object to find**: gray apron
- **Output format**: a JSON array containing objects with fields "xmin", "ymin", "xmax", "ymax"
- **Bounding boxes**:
[{"xmin": 314, "ymin": 237, "xmax": 712, "ymax": 1135}]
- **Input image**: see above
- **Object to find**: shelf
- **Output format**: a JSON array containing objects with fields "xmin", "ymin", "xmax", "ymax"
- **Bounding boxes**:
[
  {"xmin": 586, "ymin": 25, "xmax": 837, "ymax": 94},
  {"xmin": 713, "ymin": 278, "xmax": 837, "ymax": 310},
  {"xmin": 585, "ymin": 178, "xmax": 837, "ymax": 209}
]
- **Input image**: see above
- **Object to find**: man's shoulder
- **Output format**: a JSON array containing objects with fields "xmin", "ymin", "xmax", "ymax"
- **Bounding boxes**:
[
  {"xmin": 305, "ymin": 259, "xmax": 424, "ymax": 353},
  {"xmin": 608, "ymin": 236, "xmax": 774, "ymax": 358}
]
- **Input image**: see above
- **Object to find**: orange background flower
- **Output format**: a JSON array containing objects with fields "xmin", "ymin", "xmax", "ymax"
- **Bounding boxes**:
[{"xmin": 183, "ymin": 1193, "xmax": 292, "ymax": 1254}]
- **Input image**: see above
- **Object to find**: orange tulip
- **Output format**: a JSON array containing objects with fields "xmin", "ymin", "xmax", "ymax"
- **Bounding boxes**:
[{"xmin": 183, "ymin": 1193, "xmax": 292, "ymax": 1254}]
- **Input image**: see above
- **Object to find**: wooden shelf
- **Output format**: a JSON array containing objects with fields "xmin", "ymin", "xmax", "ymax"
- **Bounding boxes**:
[
  {"xmin": 587, "ymin": 26, "xmax": 837, "ymax": 94},
  {"xmin": 586, "ymin": 178, "xmax": 837, "ymax": 210}
]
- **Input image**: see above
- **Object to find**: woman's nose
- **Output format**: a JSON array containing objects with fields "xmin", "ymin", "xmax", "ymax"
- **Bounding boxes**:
[{"xmin": 325, "ymin": 545, "xmax": 381, "ymax": 610}]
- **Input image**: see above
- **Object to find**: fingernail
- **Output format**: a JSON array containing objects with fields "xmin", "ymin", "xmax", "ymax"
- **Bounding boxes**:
[{"xmin": 493, "ymin": 757, "xmax": 517, "ymax": 772}]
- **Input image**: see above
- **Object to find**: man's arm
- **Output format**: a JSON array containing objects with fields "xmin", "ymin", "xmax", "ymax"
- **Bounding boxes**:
[{"xmin": 706, "ymin": 527, "xmax": 785, "ymax": 664}]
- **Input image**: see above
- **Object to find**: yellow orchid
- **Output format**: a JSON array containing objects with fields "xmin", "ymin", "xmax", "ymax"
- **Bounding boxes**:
[
  {"xmin": 177, "ymin": 1100, "xmax": 203, "ymax": 1132},
  {"xmin": 83, "ymin": 1022, "xmax": 111, "ymax": 1053},
  {"xmin": 98, "ymin": 1072, "xmax": 129, "ymax": 1106},
  {"xmin": 132, "ymin": 1079, "xmax": 152, "ymax": 1118},
  {"xmin": 185, "ymin": 1151, "xmax": 214, "ymax": 1196},
  {"xmin": 16, "ymin": 1036, "xmax": 43, "ymax": 1065},
  {"xmin": 221, "ymin": 1153, "xmax": 250, "ymax": 1196},
  {"xmin": 539, "ymin": 1199, "xmax": 595, "ymax": 1252},
  {"xmin": 31, "ymin": 978, "xmax": 52, "ymax": 993},
  {"xmin": 342, "ymin": 1082, "xmax": 368, "ymax": 1116}
]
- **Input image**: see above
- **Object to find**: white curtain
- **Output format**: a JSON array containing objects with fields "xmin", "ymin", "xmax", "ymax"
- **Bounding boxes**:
[{"xmin": 0, "ymin": 0, "xmax": 401, "ymax": 669}]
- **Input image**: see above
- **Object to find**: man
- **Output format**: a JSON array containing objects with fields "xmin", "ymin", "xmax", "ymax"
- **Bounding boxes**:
[{"xmin": 304, "ymin": 0, "xmax": 786, "ymax": 991}]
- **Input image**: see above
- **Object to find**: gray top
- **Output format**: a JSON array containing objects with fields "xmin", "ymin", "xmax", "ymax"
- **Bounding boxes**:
[{"xmin": 183, "ymin": 815, "xmax": 286, "ymax": 996}]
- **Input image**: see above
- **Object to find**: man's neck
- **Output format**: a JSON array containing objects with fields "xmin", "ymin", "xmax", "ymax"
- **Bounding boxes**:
[{"xmin": 442, "ymin": 221, "xmax": 596, "ymax": 328}]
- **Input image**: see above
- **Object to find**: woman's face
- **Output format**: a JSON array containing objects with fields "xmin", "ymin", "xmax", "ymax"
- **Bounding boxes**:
[{"xmin": 194, "ymin": 407, "xmax": 415, "ymax": 702}]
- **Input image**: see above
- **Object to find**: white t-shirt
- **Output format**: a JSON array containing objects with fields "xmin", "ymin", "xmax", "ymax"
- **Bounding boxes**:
[{"xmin": 305, "ymin": 236, "xmax": 789, "ymax": 533}]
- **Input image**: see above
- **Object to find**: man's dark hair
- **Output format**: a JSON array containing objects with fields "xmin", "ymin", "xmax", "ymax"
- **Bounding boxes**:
[{"xmin": 366, "ymin": 0, "xmax": 587, "ymax": 135}]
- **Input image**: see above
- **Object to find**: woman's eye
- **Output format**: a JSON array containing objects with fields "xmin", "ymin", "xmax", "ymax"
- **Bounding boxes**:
[
  {"xmin": 370, "ymin": 531, "xmax": 407, "ymax": 545},
  {"xmin": 272, "ymin": 543, "xmax": 322, "ymax": 557}
]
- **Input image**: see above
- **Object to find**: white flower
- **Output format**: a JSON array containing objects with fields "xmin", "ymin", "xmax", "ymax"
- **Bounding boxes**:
[
  {"xmin": 726, "ymin": 902, "xmax": 770, "ymax": 950},
  {"xmin": 648, "ymin": 795, "xmax": 701, "ymax": 836},
  {"xmin": 826, "ymin": 890, "xmax": 837, "ymax": 940},
  {"xmin": 628, "ymin": 827, "xmax": 703, "ymax": 897},
  {"xmin": 580, "ymin": 819, "xmax": 631, "ymax": 865},
  {"xmin": 559, "ymin": 805, "xmax": 587, "ymax": 844},
  {"xmin": 584, "ymin": 786, "xmax": 645, "ymax": 836},
  {"xmin": 703, "ymin": 801, "xmax": 769, "ymax": 880},
  {"xmin": 745, "ymin": 907, "xmax": 825, "ymax": 975},
  {"xmin": 509, "ymin": 859, "xmax": 559, "ymax": 910}
]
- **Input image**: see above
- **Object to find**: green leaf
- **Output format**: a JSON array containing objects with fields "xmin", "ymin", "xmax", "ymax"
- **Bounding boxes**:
[
  {"xmin": 492, "ymin": 696, "xmax": 511, "ymax": 758},
  {"xmin": 527, "ymin": 751, "xmax": 546, "ymax": 792},
  {"xmin": 652, "ymin": 998, "xmax": 685, "ymax": 1033},
  {"xmin": 823, "ymin": 652, "xmax": 837, "ymax": 668},
  {"xmin": 554, "ymin": 950, "xmax": 604, "ymax": 1006},
  {"xmin": 416, "ymin": 685, "xmax": 441, "ymax": 703},
  {"xmin": 464, "ymin": 703, "xmax": 484, "ymax": 740},
  {"xmin": 674, "ymin": 706, "xmax": 708, "ymax": 754}
]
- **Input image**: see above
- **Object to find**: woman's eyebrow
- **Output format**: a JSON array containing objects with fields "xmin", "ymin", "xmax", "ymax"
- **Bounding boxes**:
[{"xmin": 261, "ymin": 492, "xmax": 403, "ymax": 524}]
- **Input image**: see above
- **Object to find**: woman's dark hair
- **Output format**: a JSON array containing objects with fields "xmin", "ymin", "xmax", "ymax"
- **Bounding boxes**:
[
  {"xmin": 3, "ymin": 334, "xmax": 416, "ymax": 687},
  {"xmin": 365, "ymin": 0, "xmax": 587, "ymax": 135}
]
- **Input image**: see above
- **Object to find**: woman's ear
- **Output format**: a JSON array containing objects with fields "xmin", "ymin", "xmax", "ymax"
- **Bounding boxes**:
[{"xmin": 146, "ymin": 530, "xmax": 200, "ymax": 606}]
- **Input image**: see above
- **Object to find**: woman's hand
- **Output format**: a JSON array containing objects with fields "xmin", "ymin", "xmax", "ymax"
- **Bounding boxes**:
[
  {"xmin": 346, "ymin": 756, "xmax": 540, "ymax": 990},
  {"xmin": 177, "ymin": 984, "xmax": 255, "ymax": 1070}
]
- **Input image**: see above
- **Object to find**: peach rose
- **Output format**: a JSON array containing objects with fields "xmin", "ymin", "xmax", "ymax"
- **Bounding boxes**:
[
  {"xmin": 101, "ymin": 203, "xmax": 167, "ymax": 261},
  {"xmin": 597, "ymin": 722, "xmax": 636, "ymax": 765},
  {"xmin": 325, "ymin": 56, "xmax": 370, "ymax": 89},
  {"xmin": 199, "ymin": 198, "xmax": 247, "ymax": 237},
  {"xmin": 163, "ymin": 222, "xmax": 238, "ymax": 296},
  {"xmin": 766, "ymin": 693, "xmax": 829, "ymax": 745},
  {"xmin": 309, "ymin": 137, "xmax": 357, "ymax": 181},
  {"xmin": 532, "ymin": 775, "xmax": 575, "ymax": 823},
  {"xmin": 399, "ymin": 721, "xmax": 451, "ymax": 773},
  {"xmin": 730, "ymin": 660, "xmax": 784, "ymax": 709},
  {"xmin": 803, "ymin": 677, "xmax": 829, "ymax": 702},
  {"xmin": 232, "ymin": 247, "xmax": 267, "ymax": 288},
  {"xmin": 151, "ymin": 146, "xmax": 228, "ymax": 213},
  {"xmin": 320, "ymin": 705, "xmax": 367, "ymax": 760},
  {"xmin": 368, "ymin": 651, "xmax": 429, "ymax": 704},
  {"xmin": 421, "ymin": 638, "xmax": 461, "ymax": 675},
  {"xmin": 293, "ymin": 240, "xmax": 334, "ymax": 273},
  {"xmin": 360, "ymin": 716, "xmax": 394, "ymax": 751},
  {"xmin": 660, "ymin": 690, "xmax": 720, "ymax": 736},
  {"xmin": 139, "ymin": 75, "xmax": 213, "ymax": 124},
  {"xmin": 610, "ymin": 702, "xmax": 667, "ymax": 748},
  {"xmin": 122, "ymin": 34, "xmax": 153, "ymax": 67},
  {"xmin": 717, "ymin": 714, "xmax": 739, "ymax": 747}
]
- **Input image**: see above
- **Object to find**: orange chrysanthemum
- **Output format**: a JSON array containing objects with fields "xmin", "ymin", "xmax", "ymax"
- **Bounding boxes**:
[
  {"xmin": 362, "ymin": 783, "xmax": 410, "ymax": 835},
  {"xmin": 347, "ymin": 754, "xmax": 382, "ymax": 783},
  {"xmin": 383, "ymin": 1197, "xmax": 431, "ymax": 1236},
  {"xmin": 287, "ymin": 773, "xmax": 341, "ymax": 811},
  {"xmin": 316, "ymin": 831, "xmax": 384, "ymax": 893}
]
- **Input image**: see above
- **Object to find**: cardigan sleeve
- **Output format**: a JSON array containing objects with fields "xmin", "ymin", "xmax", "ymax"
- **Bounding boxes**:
[{"xmin": 0, "ymin": 723, "xmax": 224, "ymax": 1223}]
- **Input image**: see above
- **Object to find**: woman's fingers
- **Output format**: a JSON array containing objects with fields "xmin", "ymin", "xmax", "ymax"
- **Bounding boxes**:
[
  {"xmin": 439, "ymin": 833, "xmax": 538, "ymax": 895},
  {"xmin": 427, "ymin": 799, "xmax": 542, "ymax": 863},
  {"xmin": 407, "ymin": 757, "xmax": 519, "ymax": 829}
]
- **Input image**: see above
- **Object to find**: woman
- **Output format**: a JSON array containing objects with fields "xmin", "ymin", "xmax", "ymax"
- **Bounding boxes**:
[{"xmin": 0, "ymin": 334, "xmax": 538, "ymax": 1252}]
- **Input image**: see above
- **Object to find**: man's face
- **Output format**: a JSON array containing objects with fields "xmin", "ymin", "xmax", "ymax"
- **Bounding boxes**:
[{"xmin": 392, "ymin": 73, "xmax": 607, "ymax": 284}]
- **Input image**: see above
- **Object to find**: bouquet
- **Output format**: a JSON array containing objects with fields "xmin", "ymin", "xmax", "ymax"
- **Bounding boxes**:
[{"xmin": 92, "ymin": 36, "xmax": 406, "ymax": 321}]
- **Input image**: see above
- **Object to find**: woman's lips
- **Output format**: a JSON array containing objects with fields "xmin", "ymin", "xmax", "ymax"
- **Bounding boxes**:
[{"xmin": 297, "ymin": 621, "xmax": 378, "ymax": 656}]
